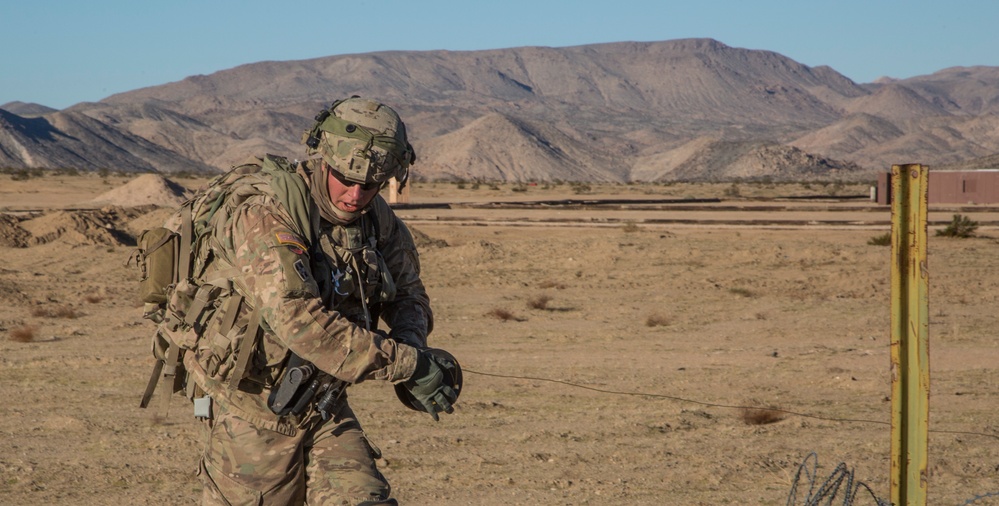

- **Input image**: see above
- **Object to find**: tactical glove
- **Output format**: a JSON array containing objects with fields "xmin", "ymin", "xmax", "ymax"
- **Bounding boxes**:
[{"xmin": 403, "ymin": 349, "xmax": 458, "ymax": 421}]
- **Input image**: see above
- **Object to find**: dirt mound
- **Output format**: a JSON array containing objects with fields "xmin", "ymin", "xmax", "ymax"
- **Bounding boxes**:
[
  {"xmin": 17, "ymin": 207, "xmax": 139, "ymax": 247},
  {"xmin": 91, "ymin": 174, "xmax": 192, "ymax": 208},
  {"xmin": 0, "ymin": 214, "xmax": 32, "ymax": 247},
  {"xmin": 125, "ymin": 206, "xmax": 177, "ymax": 238},
  {"xmin": 408, "ymin": 225, "xmax": 448, "ymax": 249},
  {"xmin": 634, "ymin": 139, "xmax": 869, "ymax": 182}
]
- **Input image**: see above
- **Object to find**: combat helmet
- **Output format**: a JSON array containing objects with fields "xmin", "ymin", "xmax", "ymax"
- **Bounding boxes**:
[{"xmin": 303, "ymin": 96, "xmax": 416, "ymax": 190}]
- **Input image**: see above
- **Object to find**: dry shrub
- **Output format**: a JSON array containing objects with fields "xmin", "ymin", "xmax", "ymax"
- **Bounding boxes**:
[
  {"xmin": 728, "ymin": 287, "xmax": 755, "ymax": 298},
  {"xmin": 538, "ymin": 279, "xmax": 566, "ymax": 290},
  {"xmin": 9, "ymin": 325, "xmax": 37, "ymax": 342},
  {"xmin": 646, "ymin": 314, "xmax": 670, "ymax": 327},
  {"xmin": 84, "ymin": 294, "xmax": 104, "ymax": 304},
  {"xmin": 31, "ymin": 305, "xmax": 80, "ymax": 319},
  {"xmin": 621, "ymin": 221, "xmax": 640, "ymax": 233},
  {"xmin": 486, "ymin": 308, "xmax": 523, "ymax": 322},
  {"xmin": 527, "ymin": 294, "xmax": 553, "ymax": 310},
  {"xmin": 55, "ymin": 306, "xmax": 79, "ymax": 318},
  {"xmin": 867, "ymin": 232, "xmax": 891, "ymax": 246},
  {"xmin": 740, "ymin": 406, "xmax": 786, "ymax": 425},
  {"xmin": 936, "ymin": 213, "xmax": 979, "ymax": 238}
]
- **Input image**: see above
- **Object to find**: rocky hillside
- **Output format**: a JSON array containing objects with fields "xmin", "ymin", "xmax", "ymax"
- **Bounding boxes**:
[{"xmin": 2, "ymin": 38, "xmax": 998, "ymax": 182}]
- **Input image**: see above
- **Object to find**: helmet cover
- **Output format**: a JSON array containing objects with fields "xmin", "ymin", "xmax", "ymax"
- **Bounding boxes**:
[{"xmin": 305, "ymin": 97, "xmax": 415, "ymax": 185}]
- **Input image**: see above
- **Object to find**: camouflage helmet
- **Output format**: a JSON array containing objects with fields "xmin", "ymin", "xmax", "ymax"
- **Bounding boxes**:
[{"xmin": 303, "ymin": 96, "xmax": 416, "ymax": 187}]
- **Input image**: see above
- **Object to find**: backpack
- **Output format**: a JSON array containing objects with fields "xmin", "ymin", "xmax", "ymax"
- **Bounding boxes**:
[{"xmin": 130, "ymin": 154, "xmax": 315, "ymax": 414}]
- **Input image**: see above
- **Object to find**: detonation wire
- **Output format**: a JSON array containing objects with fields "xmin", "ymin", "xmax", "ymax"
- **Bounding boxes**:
[{"xmin": 465, "ymin": 368, "xmax": 999, "ymax": 441}]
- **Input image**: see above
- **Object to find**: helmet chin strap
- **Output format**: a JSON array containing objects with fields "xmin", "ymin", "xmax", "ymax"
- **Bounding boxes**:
[{"xmin": 327, "ymin": 203, "xmax": 364, "ymax": 225}]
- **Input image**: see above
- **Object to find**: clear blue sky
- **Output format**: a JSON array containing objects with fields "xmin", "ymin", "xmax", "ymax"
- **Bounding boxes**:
[{"xmin": 2, "ymin": 0, "xmax": 996, "ymax": 110}]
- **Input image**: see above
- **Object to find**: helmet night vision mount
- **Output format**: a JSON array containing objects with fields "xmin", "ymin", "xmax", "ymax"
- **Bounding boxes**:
[{"xmin": 303, "ymin": 96, "xmax": 416, "ymax": 192}]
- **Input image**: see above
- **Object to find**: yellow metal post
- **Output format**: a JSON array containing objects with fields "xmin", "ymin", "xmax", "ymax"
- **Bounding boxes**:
[{"xmin": 889, "ymin": 164, "xmax": 930, "ymax": 506}]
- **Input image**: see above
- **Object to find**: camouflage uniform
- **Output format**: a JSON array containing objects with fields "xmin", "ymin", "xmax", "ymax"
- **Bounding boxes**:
[{"xmin": 185, "ymin": 160, "xmax": 431, "ymax": 505}]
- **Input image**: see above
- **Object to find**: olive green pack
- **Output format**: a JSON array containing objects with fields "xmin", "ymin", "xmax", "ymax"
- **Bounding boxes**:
[{"xmin": 130, "ymin": 154, "xmax": 314, "ymax": 413}]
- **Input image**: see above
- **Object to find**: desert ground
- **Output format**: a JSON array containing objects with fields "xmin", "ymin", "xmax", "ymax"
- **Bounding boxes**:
[{"xmin": 1, "ymin": 173, "xmax": 997, "ymax": 505}]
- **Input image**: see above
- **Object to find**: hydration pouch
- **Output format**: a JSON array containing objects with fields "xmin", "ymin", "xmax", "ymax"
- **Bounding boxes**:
[{"xmin": 136, "ymin": 227, "xmax": 179, "ymax": 305}]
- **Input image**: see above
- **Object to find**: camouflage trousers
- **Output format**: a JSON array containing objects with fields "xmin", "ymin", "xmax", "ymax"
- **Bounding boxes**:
[{"xmin": 198, "ymin": 398, "xmax": 395, "ymax": 505}]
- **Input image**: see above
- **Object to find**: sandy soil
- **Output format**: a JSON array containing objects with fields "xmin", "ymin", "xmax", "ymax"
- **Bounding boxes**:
[{"xmin": 1, "ymin": 174, "xmax": 997, "ymax": 505}]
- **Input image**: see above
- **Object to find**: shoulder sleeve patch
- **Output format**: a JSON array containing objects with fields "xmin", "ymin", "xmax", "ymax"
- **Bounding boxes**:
[
  {"xmin": 275, "ymin": 231, "xmax": 307, "ymax": 253},
  {"xmin": 293, "ymin": 259, "xmax": 310, "ymax": 283},
  {"xmin": 271, "ymin": 242, "xmax": 319, "ymax": 298}
]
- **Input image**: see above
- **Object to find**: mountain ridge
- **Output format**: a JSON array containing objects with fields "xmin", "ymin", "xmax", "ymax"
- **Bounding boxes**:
[{"xmin": 2, "ymin": 38, "xmax": 998, "ymax": 181}]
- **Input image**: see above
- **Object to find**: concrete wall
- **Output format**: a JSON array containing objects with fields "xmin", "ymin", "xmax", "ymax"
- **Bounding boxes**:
[
  {"xmin": 928, "ymin": 170, "xmax": 999, "ymax": 204},
  {"xmin": 878, "ymin": 170, "xmax": 999, "ymax": 205}
]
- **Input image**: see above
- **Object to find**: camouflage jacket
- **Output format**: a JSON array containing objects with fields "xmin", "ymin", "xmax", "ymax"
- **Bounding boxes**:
[{"xmin": 183, "ymin": 169, "xmax": 430, "ymax": 431}]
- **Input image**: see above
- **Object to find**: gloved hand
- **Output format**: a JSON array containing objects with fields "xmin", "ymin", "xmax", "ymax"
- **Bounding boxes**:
[{"xmin": 403, "ymin": 350, "xmax": 458, "ymax": 421}]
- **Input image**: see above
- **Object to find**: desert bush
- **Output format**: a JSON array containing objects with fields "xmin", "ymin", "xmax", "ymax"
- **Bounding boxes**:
[
  {"xmin": 621, "ymin": 221, "xmax": 640, "ymax": 233},
  {"xmin": 83, "ymin": 294, "xmax": 104, "ymax": 304},
  {"xmin": 728, "ymin": 287, "xmax": 755, "ymax": 298},
  {"xmin": 867, "ymin": 232, "xmax": 892, "ymax": 246},
  {"xmin": 9, "ymin": 325, "xmax": 37, "ymax": 342},
  {"xmin": 538, "ymin": 279, "xmax": 567, "ymax": 290},
  {"xmin": 173, "ymin": 170, "xmax": 200, "ymax": 179},
  {"xmin": 645, "ymin": 314, "xmax": 670, "ymax": 327},
  {"xmin": 53, "ymin": 167, "xmax": 80, "ymax": 176},
  {"xmin": 9, "ymin": 168, "xmax": 44, "ymax": 181},
  {"xmin": 527, "ymin": 294, "xmax": 553, "ymax": 310},
  {"xmin": 511, "ymin": 184, "xmax": 527, "ymax": 193},
  {"xmin": 571, "ymin": 183, "xmax": 592, "ymax": 195},
  {"xmin": 486, "ymin": 308, "xmax": 523, "ymax": 322},
  {"xmin": 740, "ymin": 406, "xmax": 786, "ymax": 425},
  {"xmin": 31, "ymin": 305, "xmax": 80, "ymax": 319},
  {"xmin": 54, "ymin": 306, "xmax": 80, "ymax": 318},
  {"xmin": 936, "ymin": 214, "xmax": 978, "ymax": 238},
  {"xmin": 723, "ymin": 183, "xmax": 741, "ymax": 197}
]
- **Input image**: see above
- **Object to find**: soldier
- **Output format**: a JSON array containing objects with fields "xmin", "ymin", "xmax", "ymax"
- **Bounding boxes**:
[{"xmin": 180, "ymin": 97, "xmax": 458, "ymax": 505}]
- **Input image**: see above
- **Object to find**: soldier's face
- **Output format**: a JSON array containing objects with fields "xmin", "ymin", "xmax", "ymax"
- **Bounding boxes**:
[{"xmin": 326, "ymin": 165, "xmax": 380, "ymax": 213}]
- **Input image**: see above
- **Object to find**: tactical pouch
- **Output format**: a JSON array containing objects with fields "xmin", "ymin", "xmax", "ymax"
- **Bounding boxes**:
[
  {"xmin": 136, "ymin": 227, "xmax": 179, "ymax": 305},
  {"xmin": 162, "ymin": 278, "xmax": 199, "ymax": 330},
  {"xmin": 152, "ymin": 322, "xmax": 199, "ymax": 362}
]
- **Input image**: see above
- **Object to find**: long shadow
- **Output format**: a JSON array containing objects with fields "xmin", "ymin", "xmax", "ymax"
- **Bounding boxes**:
[{"xmin": 1, "ymin": 109, "xmax": 60, "ymax": 141}]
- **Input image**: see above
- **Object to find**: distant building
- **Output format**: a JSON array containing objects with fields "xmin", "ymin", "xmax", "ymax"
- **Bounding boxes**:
[
  {"xmin": 877, "ymin": 169, "xmax": 999, "ymax": 205},
  {"xmin": 387, "ymin": 176, "xmax": 411, "ymax": 204}
]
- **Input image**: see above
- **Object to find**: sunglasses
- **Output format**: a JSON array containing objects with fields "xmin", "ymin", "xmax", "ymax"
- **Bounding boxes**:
[{"xmin": 327, "ymin": 166, "xmax": 381, "ymax": 191}]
